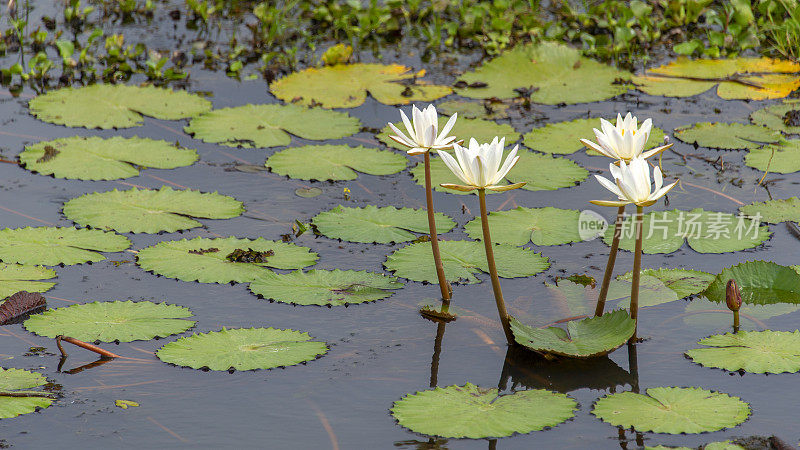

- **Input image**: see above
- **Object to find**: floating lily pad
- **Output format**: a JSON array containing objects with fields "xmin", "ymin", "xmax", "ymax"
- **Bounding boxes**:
[
  {"xmin": 510, "ymin": 309, "xmax": 635, "ymax": 358},
  {"xmin": 523, "ymin": 118, "xmax": 666, "ymax": 155},
  {"xmin": 385, "ymin": 240, "xmax": 549, "ymax": 284},
  {"xmin": 266, "ymin": 145, "xmax": 406, "ymax": 181},
  {"xmin": 703, "ymin": 261, "xmax": 800, "ymax": 305},
  {"xmin": 28, "ymin": 84, "xmax": 212, "ymax": 129},
  {"xmin": 391, "ymin": 383, "xmax": 577, "ymax": 438},
  {"xmin": 19, "ymin": 136, "xmax": 198, "ymax": 181},
  {"xmin": 687, "ymin": 330, "xmax": 800, "ymax": 374},
  {"xmin": 311, "ymin": 205, "xmax": 454, "ymax": 244},
  {"xmin": 0, "ymin": 368, "xmax": 52, "ymax": 418},
  {"xmin": 593, "ymin": 387, "xmax": 750, "ymax": 434},
  {"xmin": 377, "ymin": 116, "xmax": 519, "ymax": 151},
  {"xmin": 463, "ymin": 207, "xmax": 583, "ymax": 246},
  {"xmin": 437, "ymin": 100, "xmax": 509, "ymax": 120},
  {"xmin": 156, "ymin": 327, "xmax": 328, "ymax": 371},
  {"xmin": 618, "ymin": 268, "xmax": 715, "ymax": 299},
  {"xmin": 750, "ymin": 100, "xmax": 800, "ymax": 134},
  {"xmin": 740, "ymin": 197, "xmax": 800, "ymax": 223},
  {"xmin": 606, "ymin": 276, "xmax": 680, "ymax": 309},
  {"xmin": 673, "ymin": 122, "xmax": 781, "ymax": 150},
  {"xmin": 63, "ymin": 187, "xmax": 244, "ymax": 234},
  {"xmin": 136, "ymin": 236, "xmax": 318, "ymax": 284},
  {"xmin": 24, "ymin": 300, "xmax": 194, "ymax": 342},
  {"xmin": 184, "ymin": 104, "xmax": 361, "ymax": 148},
  {"xmin": 0, "ymin": 227, "xmax": 130, "ymax": 266},
  {"xmin": 683, "ymin": 298, "xmax": 800, "ymax": 330},
  {"xmin": 269, "ymin": 63, "xmax": 451, "ymax": 108},
  {"xmin": 633, "ymin": 57, "xmax": 800, "ymax": 100},
  {"xmin": 603, "ymin": 209, "xmax": 770, "ymax": 254},
  {"xmin": 456, "ymin": 42, "xmax": 630, "ymax": 104},
  {"xmin": 745, "ymin": 140, "xmax": 800, "ymax": 173},
  {"xmin": 248, "ymin": 269, "xmax": 403, "ymax": 306},
  {"xmin": 0, "ymin": 264, "xmax": 56, "ymax": 299}
]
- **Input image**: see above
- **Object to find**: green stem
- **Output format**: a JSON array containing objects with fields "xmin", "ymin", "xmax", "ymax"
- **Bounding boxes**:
[
  {"xmin": 629, "ymin": 205, "xmax": 644, "ymax": 344},
  {"xmin": 733, "ymin": 310, "xmax": 740, "ymax": 332},
  {"xmin": 478, "ymin": 188, "xmax": 514, "ymax": 345},
  {"xmin": 595, "ymin": 205, "xmax": 625, "ymax": 317},
  {"xmin": 424, "ymin": 151, "xmax": 452, "ymax": 303}
]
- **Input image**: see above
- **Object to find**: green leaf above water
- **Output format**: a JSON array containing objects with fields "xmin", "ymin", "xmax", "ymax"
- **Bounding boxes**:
[
  {"xmin": 63, "ymin": 187, "xmax": 244, "ymax": 234},
  {"xmin": 686, "ymin": 330, "xmax": 800, "ymax": 374},
  {"xmin": 617, "ymin": 268, "xmax": 715, "ymax": 299},
  {"xmin": 184, "ymin": 104, "xmax": 361, "ymax": 148},
  {"xmin": 19, "ymin": 136, "xmax": 198, "ymax": 181},
  {"xmin": 24, "ymin": 300, "xmax": 195, "ymax": 342},
  {"xmin": 384, "ymin": 240, "xmax": 549, "ymax": 284},
  {"xmin": 0, "ymin": 264, "xmax": 56, "ymax": 299},
  {"xmin": 0, "ymin": 368, "xmax": 52, "ymax": 418},
  {"xmin": 391, "ymin": 383, "xmax": 577, "ymax": 438},
  {"xmin": 156, "ymin": 327, "xmax": 328, "ymax": 371},
  {"xmin": 673, "ymin": 122, "xmax": 781, "ymax": 150},
  {"xmin": 523, "ymin": 118, "xmax": 665, "ymax": 155},
  {"xmin": 248, "ymin": 269, "xmax": 403, "ymax": 306},
  {"xmin": 311, "ymin": 205, "xmax": 454, "ymax": 244},
  {"xmin": 750, "ymin": 100, "xmax": 800, "ymax": 134},
  {"xmin": 28, "ymin": 84, "xmax": 212, "ymax": 129},
  {"xmin": 136, "ymin": 236, "xmax": 318, "ymax": 284},
  {"xmin": 266, "ymin": 145, "xmax": 407, "ymax": 181},
  {"xmin": 455, "ymin": 42, "xmax": 631, "ymax": 104},
  {"xmin": 0, "ymin": 227, "xmax": 130, "ymax": 266},
  {"xmin": 509, "ymin": 309, "xmax": 635, "ymax": 358},
  {"xmin": 703, "ymin": 261, "xmax": 800, "ymax": 305},
  {"xmin": 592, "ymin": 387, "xmax": 750, "ymax": 434},
  {"xmin": 463, "ymin": 207, "xmax": 583, "ymax": 246},
  {"xmin": 740, "ymin": 197, "xmax": 800, "ymax": 223},
  {"xmin": 377, "ymin": 116, "xmax": 519, "ymax": 152},
  {"xmin": 745, "ymin": 139, "xmax": 800, "ymax": 173}
]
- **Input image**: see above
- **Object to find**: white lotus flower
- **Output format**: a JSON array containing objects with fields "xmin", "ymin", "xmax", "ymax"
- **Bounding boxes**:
[
  {"xmin": 590, "ymin": 156, "xmax": 677, "ymax": 207},
  {"xmin": 580, "ymin": 113, "xmax": 671, "ymax": 161},
  {"xmin": 437, "ymin": 137, "xmax": 525, "ymax": 192},
  {"xmin": 388, "ymin": 105, "xmax": 458, "ymax": 155}
]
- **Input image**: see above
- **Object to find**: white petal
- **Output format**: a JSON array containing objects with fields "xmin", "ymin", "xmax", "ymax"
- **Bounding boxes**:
[
  {"xmin": 400, "ymin": 110, "xmax": 417, "ymax": 142},
  {"xmin": 388, "ymin": 123, "xmax": 415, "ymax": 148},
  {"xmin": 438, "ymin": 150, "xmax": 471, "ymax": 185},
  {"xmin": 595, "ymin": 174, "xmax": 624, "ymax": 198},
  {"xmin": 438, "ymin": 113, "xmax": 458, "ymax": 144},
  {"xmin": 653, "ymin": 165, "xmax": 663, "ymax": 192}
]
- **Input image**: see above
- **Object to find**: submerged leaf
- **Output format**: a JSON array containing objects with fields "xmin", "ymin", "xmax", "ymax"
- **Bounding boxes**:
[
  {"xmin": 703, "ymin": 261, "xmax": 800, "ymax": 305},
  {"xmin": 248, "ymin": 269, "xmax": 403, "ymax": 306},
  {"xmin": 0, "ymin": 292, "xmax": 46, "ymax": 325},
  {"xmin": 312, "ymin": 205, "xmax": 454, "ymax": 244},
  {"xmin": 266, "ymin": 145, "xmax": 407, "ymax": 181},
  {"xmin": 524, "ymin": 118, "xmax": 665, "ymax": 155},
  {"xmin": 673, "ymin": 122, "xmax": 781, "ymax": 150},
  {"xmin": 0, "ymin": 227, "xmax": 130, "ymax": 266},
  {"xmin": 0, "ymin": 368, "xmax": 52, "ymax": 418},
  {"xmin": 377, "ymin": 116, "xmax": 519, "ymax": 151},
  {"xmin": 463, "ymin": 207, "xmax": 583, "ymax": 246},
  {"xmin": 683, "ymin": 298, "xmax": 800, "ymax": 330},
  {"xmin": 687, "ymin": 330, "xmax": 800, "ymax": 374},
  {"xmin": 0, "ymin": 264, "xmax": 56, "ymax": 299},
  {"xmin": 740, "ymin": 197, "xmax": 800, "ymax": 223}
]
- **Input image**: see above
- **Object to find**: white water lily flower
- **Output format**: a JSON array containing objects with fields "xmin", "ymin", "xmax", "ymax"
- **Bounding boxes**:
[
  {"xmin": 590, "ymin": 156, "xmax": 677, "ymax": 207},
  {"xmin": 388, "ymin": 105, "xmax": 458, "ymax": 155},
  {"xmin": 437, "ymin": 137, "xmax": 525, "ymax": 192},
  {"xmin": 580, "ymin": 113, "xmax": 671, "ymax": 161}
]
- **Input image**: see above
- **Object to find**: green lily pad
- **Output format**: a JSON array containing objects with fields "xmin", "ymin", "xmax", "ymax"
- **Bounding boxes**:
[
  {"xmin": 633, "ymin": 57, "xmax": 800, "ymax": 100},
  {"xmin": 745, "ymin": 140, "xmax": 800, "ymax": 173},
  {"xmin": 592, "ymin": 387, "xmax": 750, "ymax": 434},
  {"xmin": 603, "ymin": 209, "xmax": 770, "ymax": 254},
  {"xmin": 24, "ymin": 300, "xmax": 195, "ymax": 342},
  {"xmin": 703, "ymin": 261, "xmax": 800, "ymax": 305},
  {"xmin": 750, "ymin": 100, "xmax": 800, "ymax": 134},
  {"xmin": 687, "ymin": 330, "xmax": 800, "ymax": 374},
  {"xmin": 509, "ymin": 309, "xmax": 635, "ymax": 358},
  {"xmin": 269, "ymin": 63, "xmax": 451, "ymax": 108},
  {"xmin": 606, "ymin": 276, "xmax": 680, "ymax": 309},
  {"xmin": 136, "ymin": 236, "xmax": 318, "ymax": 284},
  {"xmin": 523, "ymin": 118, "xmax": 666, "ymax": 155},
  {"xmin": 28, "ymin": 84, "xmax": 212, "ymax": 129},
  {"xmin": 311, "ymin": 205, "xmax": 455, "ymax": 244},
  {"xmin": 385, "ymin": 240, "xmax": 549, "ymax": 284},
  {"xmin": 463, "ymin": 207, "xmax": 583, "ymax": 246},
  {"xmin": 19, "ymin": 136, "xmax": 198, "ymax": 181},
  {"xmin": 683, "ymin": 298, "xmax": 800, "ymax": 330},
  {"xmin": 248, "ymin": 269, "xmax": 403, "ymax": 306},
  {"xmin": 377, "ymin": 116, "xmax": 519, "ymax": 152},
  {"xmin": 0, "ymin": 264, "xmax": 56, "ymax": 299},
  {"xmin": 617, "ymin": 268, "xmax": 715, "ymax": 299},
  {"xmin": 436, "ymin": 100, "xmax": 510, "ymax": 120},
  {"xmin": 740, "ymin": 197, "xmax": 800, "ymax": 223},
  {"xmin": 184, "ymin": 104, "xmax": 361, "ymax": 148},
  {"xmin": 266, "ymin": 145, "xmax": 406, "ymax": 181},
  {"xmin": 391, "ymin": 383, "xmax": 577, "ymax": 439},
  {"xmin": 156, "ymin": 327, "xmax": 328, "ymax": 371},
  {"xmin": 541, "ymin": 277, "xmax": 680, "ymax": 318},
  {"xmin": 456, "ymin": 42, "xmax": 631, "ymax": 104},
  {"xmin": 63, "ymin": 187, "xmax": 244, "ymax": 234},
  {"xmin": 0, "ymin": 227, "xmax": 130, "ymax": 266},
  {"xmin": 0, "ymin": 368, "xmax": 52, "ymax": 418},
  {"xmin": 673, "ymin": 122, "xmax": 781, "ymax": 150}
]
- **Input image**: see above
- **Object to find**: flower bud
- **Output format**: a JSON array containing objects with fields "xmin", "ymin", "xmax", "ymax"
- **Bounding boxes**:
[{"xmin": 726, "ymin": 279, "xmax": 742, "ymax": 312}]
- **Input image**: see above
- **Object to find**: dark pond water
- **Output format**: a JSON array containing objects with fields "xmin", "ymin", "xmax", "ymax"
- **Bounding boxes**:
[{"xmin": 0, "ymin": 3, "xmax": 799, "ymax": 449}]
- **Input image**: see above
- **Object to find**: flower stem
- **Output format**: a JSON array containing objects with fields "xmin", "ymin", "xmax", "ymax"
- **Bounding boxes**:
[
  {"xmin": 733, "ymin": 310, "xmax": 740, "ymax": 332},
  {"xmin": 478, "ymin": 188, "xmax": 514, "ymax": 345},
  {"xmin": 423, "ymin": 151, "xmax": 452, "ymax": 303},
  {"xmin": 595, "ymin": 205, "xmax": 625, "ymax": 317},
  {"xmin": 629, "ymin": 205, "xmax": 644, "ymax": 344}
]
